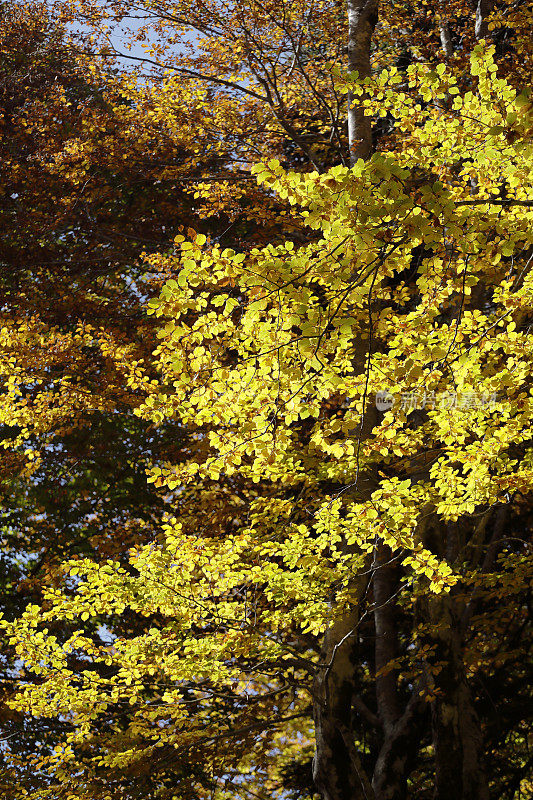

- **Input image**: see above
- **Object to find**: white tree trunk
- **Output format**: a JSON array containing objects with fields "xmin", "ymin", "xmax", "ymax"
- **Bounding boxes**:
[{"xmin": 347, "ymin": 0, "xmax": 379, "ymax": 164}]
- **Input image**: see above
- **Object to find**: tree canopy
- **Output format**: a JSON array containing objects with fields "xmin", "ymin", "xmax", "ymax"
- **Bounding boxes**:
[{"xmin": 0, "ymin": 1, "xmax": 531, "ymax": 799}]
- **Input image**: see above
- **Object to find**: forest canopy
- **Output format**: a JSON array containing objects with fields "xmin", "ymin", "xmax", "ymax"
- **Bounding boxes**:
[{"xmin": 0, "ymin": 1, "xmax": 531, "ymax": 799}]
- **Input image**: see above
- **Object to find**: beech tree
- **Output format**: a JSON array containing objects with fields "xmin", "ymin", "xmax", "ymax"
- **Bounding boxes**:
[
  {"xmin": 0, "ymin": 3, "xmax": 238, "ymax": 793},
  {"xmin": 1, "ymin": 1, "xmax": 532, "ymax": 800}
]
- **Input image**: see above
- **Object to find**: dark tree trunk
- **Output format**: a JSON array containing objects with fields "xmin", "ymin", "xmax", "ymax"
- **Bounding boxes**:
[
  {"xmin": 313, "ymin": 605, "xmax": 375, "ymax": 800},
  {"xmin": 372, "ymin": 693, "xmax": 426, "ymax": 800},
  {"xmin": 373, "ymin": 543, "xmax": 401, "ymax": 735},
  {"xmin": 428, "ymin": 598, "xmax": 489, "ymax": 800},
  {"xmin": 475, "ymin": 0, "xmax": 492, "ymax": 40},
  {"xmin": 372, "ymin": 544, "xmax": 426, "ymax": 800}
]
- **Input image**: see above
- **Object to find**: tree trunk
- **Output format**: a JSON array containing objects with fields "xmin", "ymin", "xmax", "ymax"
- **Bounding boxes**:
[
  {"xmin": 372, "ymin": 692, "xmax": 426, "ymax": 800},
  {"xmin": 313, "ymin": 600, "xmax": 375, "ymax": 800},
  {"xmin": 347, "ymin": 0, "xmax": 379, "ymax": 164},
  {"xmin": 428, "ymin": 598, "xmax": 489, "ymax": 800},
  {"xmin": 371, "ymin": 544, "xmax": 425, "ymax": 800},
  {"xmin": 475, "ymin": 0, "xmax": 492, "ymax": 40},
  {"xmin": 373, "ymin": 543, "xmax": 401, "ymax": 735},
  {"xmin": 439, "ymin": 21, "xmax": 454, "ymax": 58}
]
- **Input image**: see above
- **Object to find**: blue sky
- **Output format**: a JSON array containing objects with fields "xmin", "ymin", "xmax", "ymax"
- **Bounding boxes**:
[{"xmin": 69, "ymin": 7, "xmax": 198, "ymax": 75}]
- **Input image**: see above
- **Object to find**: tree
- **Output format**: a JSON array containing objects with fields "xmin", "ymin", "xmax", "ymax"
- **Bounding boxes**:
[
  {"xmin": 53, "ymin": 0, "xmax": 533, "ymax": 157},
  {"xmin": 3, "ymin": 21, "xmax": 532, "ymax": 797},
  {"xmin": 2, "ymin": 2, "xmax": 327, "ymax": 794},
  {"xmin": 0, "ymin": 3, "xmax": 238, "ymax": 794},
  {"xmin": 2, "ymin": 0, "xmax": 533, "ymax": 798}
]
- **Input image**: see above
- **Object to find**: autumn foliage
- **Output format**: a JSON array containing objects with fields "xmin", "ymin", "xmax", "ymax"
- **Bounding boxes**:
[{"xmin": 0, "ymin": 1, "xmax": 531, "ymax": 800}]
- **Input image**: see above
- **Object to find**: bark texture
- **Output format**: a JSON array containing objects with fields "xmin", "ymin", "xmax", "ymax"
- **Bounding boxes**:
[
  {"xmin": 372, "ymin": 693, "xmax": 425, "ymax": 800},
  {"xmin": 428, "ymin": 597, "xmax": 490, "ymax": 800},
  {"xmin": 313, "ymin": 604, "xmax": 375, "ymax": 800},
  {"xmin": 439, "ymin": 21, "xmax": 454, "ymax": 57},
  {"xmin": 371, "ymin": 545, "xmax": 425, "ymax": 800},
  {"xmin": 347, "ymin": 0, "xmax": 379, "ymax": 163},
  {"xmin": 475, "ymin": 0, "xmax": 492, "ymax": 40}
]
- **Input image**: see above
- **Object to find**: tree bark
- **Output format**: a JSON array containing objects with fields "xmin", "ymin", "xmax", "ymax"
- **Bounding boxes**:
[
  {"xmin": 373, "ymin": 543, "xmax": 401, "ymax": 735},
  {"xmin": 372, "ymin": 692, "xmax": 426, "ymax": 800},
  {"xmin": 475, "ymin": 0, "xmax": 492, "ymax": 40},
  {"xmin": 371, "ymin": 544, "xmax": 426, "ymax": 800},
  {"xmin": 313, "ymin": 599, "xmax": 375, "ymax": 800},
  {"xmin": 313, "ymin": 3, "xmax": 381, "ymax": 790},
  {"xmin": 428, "ymin": 597, "xmax": 489, "ymax": 800},
  {"xmin": 347, "ymin": 0, "xmax": 379, "ymax": 164},
  {"xmin": 439, "ymin": 21, "xmax": 454, "ymax": 58}
]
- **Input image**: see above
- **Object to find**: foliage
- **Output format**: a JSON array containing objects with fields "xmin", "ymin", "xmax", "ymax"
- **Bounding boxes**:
[
  {"xmin": 0, "ymin": 3, "xmax": 214, "ymax": 794},
  {"xmin": 2, "ymin": 29, "xmax": 532, "ymax": 799}
]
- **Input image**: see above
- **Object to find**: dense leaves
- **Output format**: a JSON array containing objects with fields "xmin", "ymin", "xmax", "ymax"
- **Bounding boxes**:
[{"xmin": 0, "ymin": 1, "xmax": 532, "ymax": 800}]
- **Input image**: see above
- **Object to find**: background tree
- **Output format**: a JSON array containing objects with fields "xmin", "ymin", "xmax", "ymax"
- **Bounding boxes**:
[{"xmin": 0, "ymin": 2, "xmax": 245, "ymax": 794}]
